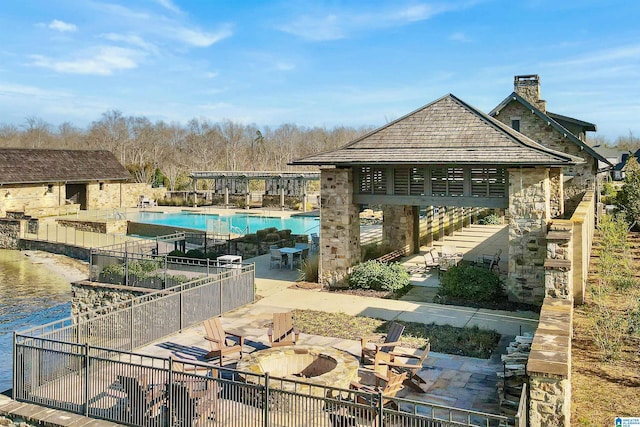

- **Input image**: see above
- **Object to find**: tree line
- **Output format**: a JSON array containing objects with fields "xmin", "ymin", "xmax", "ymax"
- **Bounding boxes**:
[{"xmin": 0, "ymin": 111, "xmax": 373, "ymax": 191}]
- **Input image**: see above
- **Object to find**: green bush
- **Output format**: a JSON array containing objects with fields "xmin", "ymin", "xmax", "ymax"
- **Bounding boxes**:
[
  {"xmin": 256, "ymin": 229, "xmax": 269, "ymax": 240},
  {"xmin": 185, "ymin": 249, "xmax": 205, "ymax": 259},
  {"xmin": 168, "ymin": 249, "xmax": 186, "ymax": 257},
  {"xmin": 438, "ymin": 264, "xmax": 504, "ymax": 303},
  {"xmin": 348, "ymin": 260, "xmax": 410, "ymax": 292},
  {"xmin": 477, "ymin": 213, "xmax": 501, "ymax": 225},
  {"xmin": 278, "ymin": 229, "xmax": 292, "ymax": 239},
  {"xmin": 297, "ymin": 255, "xmax": 319, "ymax": 282}
]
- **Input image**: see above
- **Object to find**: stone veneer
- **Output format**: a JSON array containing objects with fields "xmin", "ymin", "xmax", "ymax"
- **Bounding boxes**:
[
  {"xmin": 507, "ymin": 167, "xmax": 550, "ymax": 305},
  {"xmin": 493, "ymin": 101, "xmax": 597, "ymax": 189},
  {"xmin": 71, "ymin": 281, "xmax": 157, "ymax": 319},
  {"xmin": 319, "ymin": 168, "xmax": 360, "ymax": 288},
  {"xmin": 382, "ymin": 205, "xmax": 415, "ymax": 253},
  {"xmin": 544, "ymin": 222, "xmax": 573, "ymax": 299},
  {"xmin": 527, "ymin": 298, "xmax": 572, "ymax": 427},
  {"xmin": 0, "ymin": 218, "xmax": 24, "ymax": 249}
]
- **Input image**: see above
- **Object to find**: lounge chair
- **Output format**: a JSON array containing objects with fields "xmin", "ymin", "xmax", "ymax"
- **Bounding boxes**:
[
  {"xmin": 203, "ymin": 317, "xmax": 244, "ymax": 365},
  {"xmin": 349, "ymin": 369, "xmax": 407, "ymax": 412},
  {"xmin": 268, "ymin": 312, "xmax": 300, "ymax": 347},
  {"xmin": 170, "ymin": 381, "xmax": 218, "ymax": 425},
  {"xmin": 423, "ymin": 252, "xmax": 439, "ymax": 271},
  {"xmin": 360, "ymin": 322, "xmax": 405, "ymax": 364},
  {"xmin": 310, "ymin": 233, "xmax": 320, "ymax": 252},
  {"xmin": 117, "ymin": 375, "xmax": 165, "ymax": 426},
  {"xmin": 378, "ymin": 342, "xmax": 431, "ymax": 392}
]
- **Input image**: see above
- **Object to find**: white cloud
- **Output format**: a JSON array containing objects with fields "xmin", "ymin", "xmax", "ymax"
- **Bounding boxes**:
[
  {"xmin": 154, "ymin": 0, "xmax": 182, "ymax": 14},
  {"xmin": 48, "ymin": 19, "xmax": 77, "ymax": 32},
  {"xmin": 101, "ymin": 33, "xmax": 158, "ymax": 54},
  {"xmin": 172, "ymin": 25, "xmax": 233, "ymax": 47},
  {"xmin": 204, "ymin": 72, "xmax": 218, "ymax": 78},
  {"xmin": 0, "ymin": 83, "xmax": 71, "ymax": 98},
  {"xmin": 279, "ymin": 2, "xmax": 473, "ymax": 41},
  {"xmin": 548, "ymin": 44, "xmax": 640, "ymax": 67},
  {"xmin": 30, "ymin": 46, "xmax": 143, "ymax": 75}
]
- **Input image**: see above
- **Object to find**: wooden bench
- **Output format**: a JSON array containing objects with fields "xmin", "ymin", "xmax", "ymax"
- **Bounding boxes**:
[{"xmin": 374, "ymin": 249, "xmax": 406, "ymax": 264}]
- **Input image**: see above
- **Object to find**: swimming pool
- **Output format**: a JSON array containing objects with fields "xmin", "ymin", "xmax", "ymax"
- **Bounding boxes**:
[{"xmin": 132, "ymin": 211, "xmax": 319, "ymax": 236}]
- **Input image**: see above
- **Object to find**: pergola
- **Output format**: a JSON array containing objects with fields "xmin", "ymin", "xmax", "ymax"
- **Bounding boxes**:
[
  {"xmin": 190, "ymin": 171, "xmax": 320, "ymax": 211},
  {"xmin": 292, "ymin": 94, "xmax": 583, "ymax": 304}
]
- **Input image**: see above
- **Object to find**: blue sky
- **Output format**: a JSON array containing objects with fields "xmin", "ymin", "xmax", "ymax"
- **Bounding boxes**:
[{"xmin": 1, "ymin": 0, "xmax": 639, "ymax": 141}]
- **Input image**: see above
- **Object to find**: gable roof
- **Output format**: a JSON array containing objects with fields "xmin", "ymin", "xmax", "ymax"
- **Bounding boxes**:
[
  {"xmin": 547, "ymin": 112, "xmax": 596, "ymax": 132},
  {"xmin": 292, "ymin": 94, "xmax": 584, "ymax": 167},
  {"xmin": 489, "ymin": 92, "xmax": 611, "ymax": 167},
  {"xmin": 0, "ymin": 149, "xmax": 132, "ymax": 185}
]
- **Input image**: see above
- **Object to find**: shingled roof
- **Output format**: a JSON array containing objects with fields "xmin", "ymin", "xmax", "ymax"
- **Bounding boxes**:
[
  {"xmin": 0, "ymin": 149, "xmax": 132, "ymax": 185},
  {"xmin": 292, "ymin": 94, "xmax": 583, "ymax": 167}
]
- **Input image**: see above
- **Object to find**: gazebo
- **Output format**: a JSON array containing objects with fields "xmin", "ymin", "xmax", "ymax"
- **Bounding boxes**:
[{"xmin": 292, "ymin": 94, "xmax": 583, "ymax": 304}]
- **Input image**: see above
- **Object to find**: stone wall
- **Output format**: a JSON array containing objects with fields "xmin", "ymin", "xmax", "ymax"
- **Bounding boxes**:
[
  {"xmin": 544, "ymin": 222, "xmax": 573, "ymax": 299},
  {"xmin": 87, "ymin": 182, "xmax": 166, "ymax": 209},
  {"xmin": 0, "ymin": 183, "xmax": 65, "ymax": 217},
  {"xmin": 494, "ymin": 102, "xmax": 598, "ymax": 188},
  {"xmin": 382, "ymin": 205, "xmax": 414, "ymax": 253},
  {"xmin": 0, "ymin": 219, "xmax": 24, "ymax": 249},
  {"xmin": 71, "ymin": 281, "xmax": 158, "ymax": 319},
  {"xmin": 507, "ymin": 167, "xmax": 550, "ymax": 305},
  {"xmin": 319, "ymin": 168, "xmax": 360, "ymax": 288},
  {"xmin": 56, "ymin": 219, "xmax": 128, "ymax": 234},
  {"xmin": 527, "ymin": 298, "xmax": 572, "ymax": 427}
]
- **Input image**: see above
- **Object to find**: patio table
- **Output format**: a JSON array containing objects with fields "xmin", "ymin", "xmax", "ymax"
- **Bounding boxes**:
[{"xmin": 279, "ymin": 247, "xmax": 303, "ymax": 270}]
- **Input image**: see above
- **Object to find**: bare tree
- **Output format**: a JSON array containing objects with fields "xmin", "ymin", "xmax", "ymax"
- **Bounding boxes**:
[
  {"xmin": 21, "ymin": 116, "xmax": 51, "ymax": 148},
  {"xmin": 86, "ymin": 110, "xmax": 130, "ymax": 163}
]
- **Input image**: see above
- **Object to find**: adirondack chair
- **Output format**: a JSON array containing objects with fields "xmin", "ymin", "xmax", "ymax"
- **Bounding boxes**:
[
  {"xmin": 349, "ymin": 369, "xmax": 407, "ymax": 410},
  {"xmin": 170, "ymin": 382, "xmax": 218, "ymax": 426},
  {"xmin": 268, "ymin": 312, "xmax": 300, "ymax": 347},
  {"xmin": 423, "ymin": 251, "xmax": 439, "ymax": 271},
  {"xmin": 380, "ymin": 342, "xmax": 431, "ymax": 392},
  {"xmin": 117, "ymin": 375, "xmax": 165, "ymax": 426},
  {"xmin": 360, "ymin": 321, "xmax": 405, "ymax": 364},
  {"xmin": 203, "ymin": 317, "xmax": 244, "ymax": 365}
]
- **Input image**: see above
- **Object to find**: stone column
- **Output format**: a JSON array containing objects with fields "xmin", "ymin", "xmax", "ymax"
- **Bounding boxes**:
[
  {"xmin": 527, "ymin": 298, "xmax": 572, "ymax": 427},
  {"xmin": 549, "ymin": 167, "xmax": 564, "ymax": 218},
  {"xmin": 382, "ymin": 205, "xmax": 415, "ymax": 254},
  {"xmin": 319, "ymin": 168, "xmax": 360, "ymax": 288},
  {"xmin": 425, "ymin": 206, "xmax": 433, "ymax": 246},
  {"xmin": 507, "ymin": 167, "xmax": 551, "ymax": 305},
  {"xmin": 544, "ymin": 222, "xmax": 573, "ymax": 300}
]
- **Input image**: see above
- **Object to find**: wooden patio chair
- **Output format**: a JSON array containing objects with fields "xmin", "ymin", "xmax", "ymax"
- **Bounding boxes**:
[
  {"xmin": 350, "ymin": 369, "xmax": 407, "ymax": 410},
  {"xmin": 360, "ymin": 321, "xmax": 405, "ymax": 364},
  {"xmin": 117, "ymin": 374, "xmax": 165, "ymax": 426},
  {"xmin": 203, "ymin": 317, "xmax": 244, "ymax": 365},
  {"xmin": 379, "ymin": 342, "xmax": 431, "ymax": 392},
  {"xmin": 170, "ymin": 381, "xmax": 218, "ymax": 426},
  {"xmin": 423, "ymin": 251, "xmax": 439, "ymax": 271},
  {"xmin": 268, "ymin": 312, "xmax": 300, "ymax": 347}
]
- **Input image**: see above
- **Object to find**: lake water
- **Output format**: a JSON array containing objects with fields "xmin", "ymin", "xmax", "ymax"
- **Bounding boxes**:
[{"xmin": 0, "ymin": 250, "xmax": 71, "ymax": 392}]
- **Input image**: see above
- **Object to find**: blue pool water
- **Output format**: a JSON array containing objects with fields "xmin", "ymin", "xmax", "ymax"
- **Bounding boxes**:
[{"xmin": 132, "ymin": 211, "xmax": 319, "ymax": 236}]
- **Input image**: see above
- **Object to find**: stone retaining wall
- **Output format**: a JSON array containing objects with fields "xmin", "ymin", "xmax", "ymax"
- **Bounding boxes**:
[
  {"xmin": 0, "ymin": 219, "xmax": 23, "ymax": 249},
  {"xmin": 71, "ymin": 281, "xmax": 158, "ymax": 319}
]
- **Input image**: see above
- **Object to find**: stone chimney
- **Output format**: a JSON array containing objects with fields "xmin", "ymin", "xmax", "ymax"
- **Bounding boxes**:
[{"xmin": 514, "ymin": 74, "xmax": 546, "ymax": 113}]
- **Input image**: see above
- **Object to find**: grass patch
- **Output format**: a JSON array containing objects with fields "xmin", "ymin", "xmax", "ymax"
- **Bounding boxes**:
[{"xmin": 291, "ymin": 309, "xmax": 500, "ymax": 359}]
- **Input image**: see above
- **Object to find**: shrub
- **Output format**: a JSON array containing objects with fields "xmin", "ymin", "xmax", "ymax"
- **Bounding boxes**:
[
  {"xmin": 256, "ymin": 229, "xmax": 269, "ymax": 240},
  {"xmin": 168, "ymin": 249, "xmax": 186, "ymax": 257},
  {"xmin": 477, "ymin": 213, "xmax": 501, "ymax": 225},
  {"xmin": 243, "ymin": 233, "xmax": 259, "ymax": 243},
  {"xmin": 297, "ymin": 255, "xmax": 319, "ymax": 282},
  {"xmin": 438, "ymin": 264, "xmax": 504, "ymax": 303},
  {"xmin": 185, "ymin": 249, "xmax": 205, "ymax": 259},
  {"xmin": 348, "ymin": 260, "xmax": 410, "ymax": 292}
]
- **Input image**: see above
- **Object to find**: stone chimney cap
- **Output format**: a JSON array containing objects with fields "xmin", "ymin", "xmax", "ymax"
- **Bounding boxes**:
[{"xmin": 514, "ymin": 74, "xmax": 540, "ymax": 85}]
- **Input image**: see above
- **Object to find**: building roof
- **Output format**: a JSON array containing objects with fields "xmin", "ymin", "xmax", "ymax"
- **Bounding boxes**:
[
  {"xmin": 0, "ymin": 149, "xmax": 132, "ymax": 185},
  {"xmin": 490, "ymin": 92, "xmax": 611, "ymax": 167},
  {"xmin": 292, "ymin": 94, "xmax": 584, "ymax": 167},
  {"xmin": 547, "ymin": 112, "xmax": 597, "ymax": 132}
]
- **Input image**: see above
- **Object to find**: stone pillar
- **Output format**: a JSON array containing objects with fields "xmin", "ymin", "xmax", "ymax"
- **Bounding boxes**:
[
  {"xmin": 544, "ymin": 222, "xmax": 573, "ymax": 300},
  {"xmin": 319, "ymin": 168, "xmax": 360, "ymax": 288},
  {"xmin": 382, "ymin": 205, "xmax": 415, "ymax": 254},
  {"xmin": 549, "ymin": 167, "xmax": 564, "ymax": 218},
  {"xmin": 192, "ymin": 178, "xmax": 198, "ymax": 207},
  {"xmin": 224, "ymin": 186, "xmax": 229, "ymax": 208},
  {"xmin": 527, "ymin": 298, "xmax": 572, "ymax": 427},
  {"xmin": 507, "ymin": 167, "xmax": 551, "ymax": 305},
  {"xmin": 425, "ymin": 207, "xmax": 433, "ymax": 246}
]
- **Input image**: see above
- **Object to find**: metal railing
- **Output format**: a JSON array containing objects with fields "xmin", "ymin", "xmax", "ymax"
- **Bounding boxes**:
[
  {"xmin": 23, "ymin": 222, "xmax": 133, "ymax": 248},
  {"xmin": 13, "ymin": 341, "xmax": 512, "ymax": 427}
]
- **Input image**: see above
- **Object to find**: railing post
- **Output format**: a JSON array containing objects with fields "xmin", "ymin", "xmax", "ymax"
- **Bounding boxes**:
[
  {"xmin": 130, "ymin": 302, "xmax": 134, "ymax": 351},
  {"xmin": 84, "ymin": 343, "xmax": 90, "ymax": 417},
  {"xmin": 263, "ymin": 372, "xmax": 270, "ymax": 427},
  {"xmin": 167, "ymin": 357, "xmax": 173, "ymax": 427},
  {"xmin": 12, "ymin": 332, "xmax": 17, "ymax": 399},
  {"xmin": 179, "ymin": 290, "xmax": 183, "ymax": 331},
  {"xmin": 220, "ymin": 274, "xmax": 224, "ymax": 316},
  {"xmin": 378, "ymin": 390, "xmax": 384, "ymax": 427}
]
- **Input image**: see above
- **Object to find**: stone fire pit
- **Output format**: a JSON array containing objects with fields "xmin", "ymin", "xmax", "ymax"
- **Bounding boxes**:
[{"xmin": 237, "ymin": 345, "xmax": 359, "ymax": 397}]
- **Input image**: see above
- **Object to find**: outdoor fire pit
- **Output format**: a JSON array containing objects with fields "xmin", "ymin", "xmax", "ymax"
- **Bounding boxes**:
[{"xmin": 236, "ymin": 345, "xmax": 359, "ymax": 397}]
